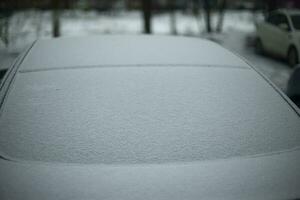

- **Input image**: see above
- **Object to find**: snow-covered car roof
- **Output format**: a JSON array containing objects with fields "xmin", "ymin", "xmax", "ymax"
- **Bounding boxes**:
[
  {"xmin": 20, "ymin": 35, "xmax": 249, "ymax": 72},
  {"xmin": 0, "ymin": 35, "xmax": 300, "ymax": 200},
  {"xmin": 0, "ymin": 35, "xmax": 299, "ymax": 164}
]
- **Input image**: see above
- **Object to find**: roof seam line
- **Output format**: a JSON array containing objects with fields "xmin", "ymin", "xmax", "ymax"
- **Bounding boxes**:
[{"xmin": 19, "ymin": 64, "xmax": 249, "ymax": 73}]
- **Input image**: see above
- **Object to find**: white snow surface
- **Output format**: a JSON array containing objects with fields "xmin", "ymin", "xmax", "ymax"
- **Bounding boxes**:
[
  {"xmin": 0, "ymin": 64, "xmax": 300, "ymax": 164},
  {"xmin": 20, "ymin": 36, "xmax": 249, "ymax": 71}
]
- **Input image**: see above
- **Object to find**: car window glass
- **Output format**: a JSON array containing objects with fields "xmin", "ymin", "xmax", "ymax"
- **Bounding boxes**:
[
  {"xmin": 266, "ymin": 13, "xmax": 278, "ymax": 25},
  {"xmin": 267, "ymin": 13, "xmax": 291, "ymax": 31},
  {"xmin": 277, "ymin": 14, "xmax": 290, "ymax": 28},
  {"xmin": 291, "ymin": 15, "xmax": 300, "ymax": 30}
]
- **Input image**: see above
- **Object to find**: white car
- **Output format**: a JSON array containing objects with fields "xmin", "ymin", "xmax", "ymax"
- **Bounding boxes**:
[
  {"xmin": 256, "ymin": 9, "xmax": 300, "ymax": 66},
  {"xmin": 0, "ymin": 36, "xmax": 300, "ymax": 200}
]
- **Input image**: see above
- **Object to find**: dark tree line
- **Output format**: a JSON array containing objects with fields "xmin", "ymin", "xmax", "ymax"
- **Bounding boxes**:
[
  {"xmin": 1, "ymin": 0, "xmax": 285, "ymax": 42},
  {"xmin": 141, "ymin": 0, "xmax": 228, "ymax": 35},
  {"xmin": 203, "ymin": 0, "xmax": 228, "ymax": 33}
]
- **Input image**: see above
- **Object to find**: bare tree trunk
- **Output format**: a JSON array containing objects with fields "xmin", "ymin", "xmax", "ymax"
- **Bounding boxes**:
[
  {"xmin": 203, "ymin": 0, "xmax": 212, "ymax": 33},
  {"xmin": 216, "ymin": 0, "xmax": 226, "ymax": 33},
  {"xmin": 35, "ymin": 11, "xmax": 43, "ymax": 38},
  {"xmin": 191, "ymin": 0, "xmax": 202, "ymax": 34},
  {"xmin": 142, "ymin": 0, "xmax": 152, "ymax": 34},
  {"xmin": 52, "ymin": 0, "xmax": 60, "ymax": 37},
  {"xmin": 169, "ymin": 0, "xmax": 177, "ymax": 35},
  {"xmin": 0, "ymin": 11, "xmax": 11, "ymax": 47},
  {"xmin": 170, "ymin": 11, "xmax": 177, "ymax": 35},
  {"xmin": 192, "ymin": 0, "xmax": 199, "ymax": 16},
  {"xmin": 3, "ymin": 17, "xmax": 9, "ymax": 46},
  {"xmin": 266, "ymin": 0, "xmax": 278, "ymax": 12}
]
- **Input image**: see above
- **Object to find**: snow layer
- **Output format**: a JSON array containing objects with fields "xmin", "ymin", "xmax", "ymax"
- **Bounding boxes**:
[
  {"xmin": 20, "ymin": 36, "xmax": 249, "ymax": 71},
  {"xmin": 0, "ymin": 66, "xmax": 299, "ymax": 164}
]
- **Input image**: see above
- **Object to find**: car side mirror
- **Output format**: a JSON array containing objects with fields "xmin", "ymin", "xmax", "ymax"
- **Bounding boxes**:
[{"xmin": 278, "ymin": 23, "xmax": 289, "ymax": 31}]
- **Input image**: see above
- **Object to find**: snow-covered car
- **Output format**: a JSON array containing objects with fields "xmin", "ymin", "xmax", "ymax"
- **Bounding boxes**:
[
  {"xmin": 0, "ymin": 36, "xmax": 300, "ymax": 200},
  {"xmin": 256, "ymin": 9, "xmax": 300, "ymax": 66}
]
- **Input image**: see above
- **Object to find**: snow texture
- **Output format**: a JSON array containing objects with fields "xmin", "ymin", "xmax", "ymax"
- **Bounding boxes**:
[
  {"xmin": 20, "ymin": 36, "xmax": 248, "ymax": 71},
  {"xmin": 0, "ymin": 64, "xmax": 299, "ymax": 164}
]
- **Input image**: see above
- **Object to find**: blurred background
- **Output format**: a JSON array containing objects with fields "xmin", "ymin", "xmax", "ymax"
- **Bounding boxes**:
[{"xmin": 0, "ymin": 0, "xmax": 300, "ymax": 95}]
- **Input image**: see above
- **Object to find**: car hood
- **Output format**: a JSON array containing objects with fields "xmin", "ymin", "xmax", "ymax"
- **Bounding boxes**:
[{"xmin": 1, "ymin": 148, "xmax": 300, "ymax": 200}]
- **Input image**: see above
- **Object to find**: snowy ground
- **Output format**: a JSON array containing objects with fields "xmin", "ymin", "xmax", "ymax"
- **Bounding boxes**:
[
  {"xmin": 2, "ymin": 10, "xmax": 258, "ymax": 51},
  {"xmin": 0, "ymin": 10, "xmax": 293, "ymax": 92}
]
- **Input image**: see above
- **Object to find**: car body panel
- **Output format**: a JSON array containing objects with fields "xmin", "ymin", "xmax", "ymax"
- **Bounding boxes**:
[{"xmin": 1, "ymin": 148, "xmax": 300, "ymax": 200}]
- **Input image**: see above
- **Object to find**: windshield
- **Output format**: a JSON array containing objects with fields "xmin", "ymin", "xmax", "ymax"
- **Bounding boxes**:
[{"xmin": 291, "ymin": 15, "xmax": 300, "ymax": 30}]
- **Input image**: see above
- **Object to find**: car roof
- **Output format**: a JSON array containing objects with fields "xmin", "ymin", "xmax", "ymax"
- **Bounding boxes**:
[
  {"xmin": 0, "ymin": 35, "xmax": 299, "ymax": 164},
  {"xmin": 19, "ymin": 35, "xmax": 249, "ymax": 72}
]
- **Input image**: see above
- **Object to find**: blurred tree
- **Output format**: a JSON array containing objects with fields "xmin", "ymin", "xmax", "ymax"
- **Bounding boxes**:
[
  {"xmin": 216, "ymin": 0, "xmax": 227, "ymax": 33},
  {"xmin": 265, "ymin": 0, "xmax": 279, "ymax": 12},
  {"xmin": 203, "ymin": 0, "xmax": 212, "ymax": 33},
  {"xmin": 52, "ymin": 0, "xmax": 60, "ymax": 37},
  {"xmin": 0, "ymin": 17, "xmax": 9, "ymax": 46},
  {"xmin": 0, "ymin": 9, "xmax": 12, "ymax": 47},
  {"xmin": 142, "ymin": 0, "xmax": 152, "ymax": 34},
  {"xmin": 192, "ymin": 0, "xmax": 200, "ymax": 16},
  {"xmin": 191, "ymin": 0, "xmax": 202, "ymax": 34},
  {"xmin": 168, "ymin": 0, "xmax": 177, "ymax": 35}
]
